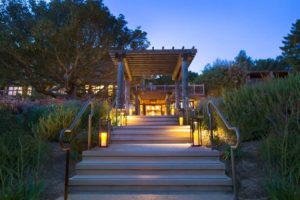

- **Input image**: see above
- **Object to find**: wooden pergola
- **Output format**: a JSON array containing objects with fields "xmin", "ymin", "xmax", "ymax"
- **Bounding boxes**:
[{"xmin": 108, "ymin": 48, "xmax": 197, "ymax": 114}]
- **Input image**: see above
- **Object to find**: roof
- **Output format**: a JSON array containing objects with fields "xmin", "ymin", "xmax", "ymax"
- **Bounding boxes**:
[{"xmin": 109, "ymin": 48, "xmax": 197, "ymax": 81}]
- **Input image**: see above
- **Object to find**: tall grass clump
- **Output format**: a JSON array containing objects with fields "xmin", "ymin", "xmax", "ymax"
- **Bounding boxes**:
[
  {"xmin": 223, "ymin": 75, "xmax": 300, "ymax": 199},
  {"xmin": 32, "ymin": 101, "xmax": 81, "ymax": 140},
  {"xmin": 0, "ymin": 108, "xmax": 49, "ymax": 200}
]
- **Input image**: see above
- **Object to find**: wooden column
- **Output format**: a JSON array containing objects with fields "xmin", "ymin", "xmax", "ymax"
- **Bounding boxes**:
[
  {"xmin": 124, "ymin": 79, "xmax": 130, "ymax": 113},
  {"xmin": 181, "ymin": 54, "xmax": 189, "ymax": 111},
  {"xmin": 135, "ymin": 94, "xmax": 140, "ymax": 115},
  {"xmin": 116, "ymin": 54, "xmax": 124, "ymax": 109},
  {"xmin": 166, "ymin": 94, "xmax": 171, "ymax": 115},
  {"xmin": 175, "ymin": 80, "xmax": 180, "ymax": 112}
]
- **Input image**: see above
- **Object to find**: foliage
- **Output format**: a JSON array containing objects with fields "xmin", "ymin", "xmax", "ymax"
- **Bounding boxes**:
[
  {"xmin": 0, "ymin": 0, "xmax": 149, "ymax": 98},
  {"xmin": 281, "ymin": 19, "xmax": 300, "ymax": 71},
  {"xmin": 0, "ymin": 108, "xmax": 49, "ymax": 199},
  {"xmin": 223, "ymin": 75, "xmax": 300, "ymax": 199},
  {"xmin": 194, "ymin": 56, "xmax": 248, "ymax": 96},
  {"xmin": 252, "ymin": 56, "xmax": 289, "ymax": 71},
  {"xmin": 32, "ymin": 101, "xmax": 81, "ymax": 141}
]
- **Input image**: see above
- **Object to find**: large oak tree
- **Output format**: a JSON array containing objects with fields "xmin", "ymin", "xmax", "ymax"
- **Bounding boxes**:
[{"xmin": 0, "ymin": 0, "xmax": 149, "ymax": 98}]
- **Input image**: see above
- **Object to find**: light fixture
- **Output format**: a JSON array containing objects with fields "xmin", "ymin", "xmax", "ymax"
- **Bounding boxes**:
[
  {"xmin": 99, "ymin": 131, "xmax": 108, "ymax": 147},
  {"xmin": 179, "ymin": 116, "xmax": 184, "ymax": 126},
  {"xmin": 99, "ymin": 119, "xmax": 110, "ymax": 147},
  {"xmin": 120, "ymin": 111, "xmax": 126, "ymax": 126},
  {"xmin": 191, "ymin": 118, "xmax": 202, "ymax": 147}
]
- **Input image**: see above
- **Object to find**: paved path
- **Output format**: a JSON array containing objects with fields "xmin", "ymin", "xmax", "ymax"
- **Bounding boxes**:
[{"xmin": 57, "ymin": 192, "xmax": 233, "ymax": 200}]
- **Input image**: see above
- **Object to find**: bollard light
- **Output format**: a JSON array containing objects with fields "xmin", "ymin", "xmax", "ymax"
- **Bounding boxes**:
[
  {"xmin": 192, "ymin": 121, "xmax": 200, "ymax": 146},
  {"xmin": 179, "ymin": 116, "xmax": 184, "ymax": 126},
  {"xmin": 120, "ymin": 111, "xmax": 126, "ymax": 126},
  {"xmin": 99, "ymin": 131, "xmax": 108, "ymax": 148}
]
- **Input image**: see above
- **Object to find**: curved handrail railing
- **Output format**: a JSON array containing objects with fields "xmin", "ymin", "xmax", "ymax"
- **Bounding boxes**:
[
  {"xmin": 59, "ymin": 99, "xmax": 94, "ymax": 200},
  {"xmin": 206, "ymin": 99, "xmax": 240, "ymax": 200},
  {"xmin": 59, "ymin": 99, "xmax": 94, "ymax": 151}
]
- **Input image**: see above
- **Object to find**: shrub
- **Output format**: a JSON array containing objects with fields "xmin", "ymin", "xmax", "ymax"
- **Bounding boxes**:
[
  {"xmin": 0, "ymin": 108, "xmax": 49, "ymax": 200},
  {"xmin": 223, "ymin": 75, "xmax": 300, "ymax": 199},
  {"xmin": 33, "ymin": 101, "xmax": 81, "ymax": 141},
  {"xmin": 223, "ymin": 75, "xmax": 300, "ymax": 141}
]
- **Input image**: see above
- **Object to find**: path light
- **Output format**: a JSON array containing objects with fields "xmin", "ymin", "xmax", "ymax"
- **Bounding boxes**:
[
  {"xmin": 179, "ymin": 116, "xmax": 184, "ymax": 126},
  {"xmin": 99, "ymin": 119, "xmax": 109, "ymax": 148},
  {"xmin": 192, "ymin": 120, "xmax": 201, "ymax": 147},
  {"xmin": 179, "ymin": 109, "xmax": 184, "ymax": 125},
  {"xmin": 120, "ymin": 111, "xmax": 126, "ymax": 126},
  {"xmin": 99, "ymin": 131, "xmax": 108, "ymax": 148}
]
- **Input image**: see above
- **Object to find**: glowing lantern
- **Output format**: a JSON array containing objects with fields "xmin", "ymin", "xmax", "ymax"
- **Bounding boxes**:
[
  {"xmin": 120, "ymin": 111, "xmax": 126, "ymax": 126},
  {"xmin": 179, "ymin": 116, "xmax": 184, "ymax": 126},
  {"xmin": 171, "ymin": 107, "xmax": 175, "ymax": 115},
  {"xmin": 191, "ymin": 119, "xmax": 202, "ymax": 147},
  {"xmin": 99, "ymin": 132, "xmax": 108, "ymax": 147}
]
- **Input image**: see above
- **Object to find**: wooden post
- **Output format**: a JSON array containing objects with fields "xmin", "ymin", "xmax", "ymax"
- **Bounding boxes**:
[
  {"xmin": 175, "ymin": 80, "xmax": 180, "ymax": 113},
  {"xmin": 135, "ymin": 94, "xmax": 140, "ymax": 115},
  {"xmin": 181, "ymin": 54, "xmax": 189, "ymax": 111},
  {"xmin": 124, "ymin": 79, "xmax": 130, "ymax": 113},
  {"xmin": 166, "ymin": 94, "xmax": 171, "ymax": 115},
  {"xmin": 116, "ymin": 54, "xmax": 124, "ymax": 109}
]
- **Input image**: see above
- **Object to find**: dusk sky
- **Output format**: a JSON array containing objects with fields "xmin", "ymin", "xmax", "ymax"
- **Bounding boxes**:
[{"xmin": 104, "ymin": 0, "xmax": 300, "ymax": 73}]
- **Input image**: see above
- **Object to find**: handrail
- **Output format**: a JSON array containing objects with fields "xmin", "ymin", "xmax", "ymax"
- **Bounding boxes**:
[
  {"xmin": 59, "ymin": 99, "xmax": 94, "ymax": 151},
  {"xmin": 206, "ymin": 99, "xmax": 240, "ymax": 200},
  {"xmin": 206, "ymin": 100, "xmax": 240, "ymax": 149},
  {"xmin": 59, "ymin": 99, "xmax": 94, "ymax": 200}
]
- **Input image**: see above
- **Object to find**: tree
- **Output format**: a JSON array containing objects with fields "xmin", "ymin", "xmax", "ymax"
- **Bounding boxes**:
[
  {"xmin": 195, "ymin": 51, "xmax": 252, "ymax": 96},
  {"xmin": 188, "ymin": 71, "xmax": 199, "ymax": 83},
  {"xmin": 281, "ymin": 19, "xmax": 300, "ymax": 71},
  {"xmin": 252, "ymin": 56, "xmax": 289, "ymax": 71},
  {"xmin": 0, "ymin": 0, "xmax": 150, "ymax": 98}
]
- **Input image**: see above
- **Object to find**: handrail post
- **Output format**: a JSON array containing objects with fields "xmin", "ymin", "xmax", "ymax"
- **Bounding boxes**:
[
  {"xmin": 208, "ymin": 105, "xmax": 214, "ymax": 148},
  {"xmin": 206, "ymin": 100, "xmax": 240, "ymax": 200},
  {"xmin": 88, "ymin": 114, "xmax": 92, "ymax": 149},
  {"xmin": 231, "ymin": 148, "xmax": 237, "ymax": 200},
  {"xmin": 64, "ymin": 149, "xmax": 70, "ymax": 200}
]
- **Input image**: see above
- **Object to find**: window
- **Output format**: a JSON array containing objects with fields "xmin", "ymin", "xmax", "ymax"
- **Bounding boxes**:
[
  {"xmin": 8, "ymin": 86, "xmax": 23, "ymax": 96},
  {"xmin": 85, "ymin": 85, "xmax": 105, "ymax": 94}
]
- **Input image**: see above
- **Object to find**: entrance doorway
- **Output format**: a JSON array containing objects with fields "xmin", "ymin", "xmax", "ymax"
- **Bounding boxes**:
[{"xmin": 145, "ymin": 105, "xmax": 166, "ymax": 116}]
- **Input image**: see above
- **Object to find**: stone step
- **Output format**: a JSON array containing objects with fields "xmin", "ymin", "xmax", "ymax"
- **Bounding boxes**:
[
  {"xmin": 127, "ymin": 116, "xmax": 178, "ymax": 119},
  {"xmin": 82, "ymin": 144, "xmax": 220, "ymax": 162},
  {"xmin": 76, "ymin": 162, "xmax": 225, "ymax": 176},
  {"xmin": 111, "ymin": 136, "xmax": 190, "ymax": 144},
  {"xmin": 112, "ymin": 129, "xmax": 190, "ymax": 135},
  {"xmin": 127, "ymin": 121, "xmax": 178, "ymax": 126},
  {"xmin": 113, "ymin": 125, "xmax": 190, "ymax": 130},
  {"xmin": 69, "ymin": 174, "xmax": 232, "ymax": 192}
]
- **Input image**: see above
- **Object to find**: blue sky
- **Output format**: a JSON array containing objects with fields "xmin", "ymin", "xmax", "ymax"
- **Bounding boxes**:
[{"xmin": 104, "ymin": 0, "xmax": 300, "ymax": 73}]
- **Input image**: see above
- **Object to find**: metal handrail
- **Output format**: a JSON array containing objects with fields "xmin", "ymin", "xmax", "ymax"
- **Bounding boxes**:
[
  {"xmin": 59, "ymin": 99, "xmax": 94, "ymax": 200},
  {"xmin": 206, "ymin": 99, "xmax": 240, "ymax": 200}
]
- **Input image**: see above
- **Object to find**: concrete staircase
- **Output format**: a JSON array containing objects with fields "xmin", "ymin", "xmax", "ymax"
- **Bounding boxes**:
[{"xmin": 68, "ymin": 115, "xmax": 232, "ymax": 195}]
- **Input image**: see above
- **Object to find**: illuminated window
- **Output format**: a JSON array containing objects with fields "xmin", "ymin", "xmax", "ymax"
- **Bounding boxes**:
[
  {"xmin": 27, "ymin": 86, "xmax": 32, "ymax": 96},
  {"xmin": 89, "ymin": 85, "xmax": 104, "ymax": 94},
  {"xmin": 8, "ymin": 86, "xmax": 22, "ymax": 96},
  {"xmin": 108, "ymin": 85, "xmax": 114, "ymax": 96}
]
